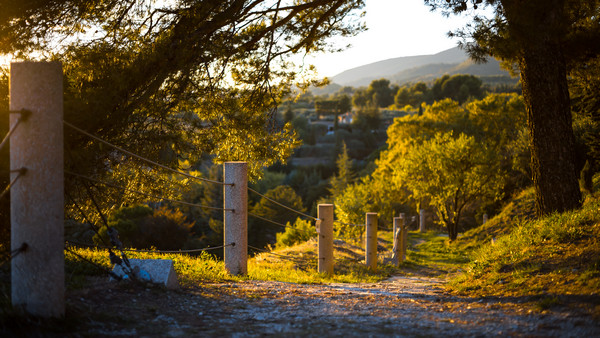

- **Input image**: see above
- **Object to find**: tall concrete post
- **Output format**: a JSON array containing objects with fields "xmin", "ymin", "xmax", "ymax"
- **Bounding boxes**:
[
  {"xmin": 10, "ymin": 62, "xmax": 64, "ymax": 318},
  {"xmin": 317, "ymin": 204, "xmax": 334, "ymax": 275},
  {"xmin": 391, "ymin": 217, "xmax": 402, "ymax": 267},
  {"xmin": 365, "ymin": 212, "xmax": 378, "ymax": 271},
  {"xmin": 224, "ymin": 162, "xmax": 247, "ymax": 275},
  {"xmin": 400, "ymin": 213, "xmax": 408, "ymax": 262},
  {"xmin": 419, "ymin": 209, "xmax": 426, "ymax": 233}
]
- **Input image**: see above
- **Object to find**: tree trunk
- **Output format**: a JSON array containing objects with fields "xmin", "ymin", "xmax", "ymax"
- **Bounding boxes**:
[
  {"xmin": 445, "ymin": 220, "xmax": 458, "ymax": 241},
  {"xmin": 520, "ymin": 43, "xmax": 582, "ymax": 216}
]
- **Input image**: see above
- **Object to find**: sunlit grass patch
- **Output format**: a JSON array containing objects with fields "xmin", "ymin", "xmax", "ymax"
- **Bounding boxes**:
[
  {"xmin": 457, "ymin": 187, "xmax": 536, "ymax": 252},
  {"xmin": 448, "ymin": 197, "xmax": 600, "ymax": 302},
  {"xmin": 247, "ymin": 238, "xmax": 396, "ymax": 284},
  {"xmin": 403, "ymin": 231, "xmax": 470, "ymax": 278},
  {"xmin": 65, "ymin": 247, "xmax": 233, "ymax": 288}
]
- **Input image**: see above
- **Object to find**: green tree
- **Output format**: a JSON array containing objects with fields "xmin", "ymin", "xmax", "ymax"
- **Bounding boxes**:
[
  {"xmin": 367, "ymin": 79, "xmax": 394, "ymax": 108},
  {"xmin": 93, "ymin": 205, "xmax": 194, "ymax": 250},
  {"xmin": 397, "ymin": 132, "xmax": 504, "ymax": 241},
  {"xmin": 275, "ymin": 218, "xmax": 317, "ymax": 248},
  {"xmin": 315, "ymin": 94, "xmax": 351, "ymax": 129},
  {"xmin": 0, "ymin": 0, "xmax": 365, "ymax": 230},
  {"xmin": 352, "ymin": 88, "xmax": 369, "ymax": 107},
  {"xmin": 570, "ymin": 56, "xmax": 600, "ymax": 193},
  {"xmin": 329, "ymin": 142, "xmax": 355, "ymax": 199},
  {"xmin": 394, "ymin": 87, "xmax": 411, "ymax": 108},
  {"xmin": 352, "ymin": 104, "xmax": 381, "ymax": 131},
  {"xmin": 425, "ymin": 0, "xmax": 600, "ymax": 216},
  {"xmin": 432, "ymin": 74, "xmax": 484, "ymax": 104},
  {"xmin": 283, "ymin": 105, "xmax": 295, "ymax": 124},
  {"xmin": 250, "ymin": 185, "xmax": 306, "ymax": 247}
]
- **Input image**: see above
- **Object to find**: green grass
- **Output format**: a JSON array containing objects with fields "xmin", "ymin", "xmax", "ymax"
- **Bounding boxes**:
[
  {"xmin": 64, "ymin": 247, "xmax": 234, "ymax": 287},
  {"xmin": 60, "ymin": 238, "xmax": 397, "ymax": 288},
  {"xmin": 448, "ymin": 195, "xmax": 600, "ymax": 305},
  {"xmin": 9, "ymin": 182, "xmax": 600, "ymax": 317},
  {"xmin": 405, "ymin": 231, "xmax": 470, "ymax": 277},
  {"xmin": 247, "ymin": 239, "xmax": 397, "ymax": 284}
]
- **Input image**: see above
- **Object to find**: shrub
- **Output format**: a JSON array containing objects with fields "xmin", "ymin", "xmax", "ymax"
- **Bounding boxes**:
[
  {"xmin": 276, "ymin": 218, "xmax": 317, "ymax": 248},
  {"xmin": 93, "ymin": 205, "xmax": 194, "ymax": 250}
]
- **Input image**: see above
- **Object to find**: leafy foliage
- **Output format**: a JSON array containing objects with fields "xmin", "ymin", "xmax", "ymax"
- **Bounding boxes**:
[
  {"xmin": 250, "ymin": 185, "xmax": 306, "ymax": 247},
  {"xmin": 0, "ymin": 0, "xmax": 366, "ymax": 236},
  {"xmin": 93, "ymin": 205, "xmax": 194, "ymax": 250},
  {"xmin": 369, "ymin": 93, "xmax": 527, "ymax": 239},
  {"xmin": 329, "ymin": 142, "xmax": 355, "ymax": 199},
  {"xmin": 397, "ymin": 132, "xmax": 505, "ymax": 240},
  {"xmin": 275, "ymin": 218, "xmax": 317, "ymax": 248},
  {"xmin": 425, "ymin": 0, "xmax": 600, "ymax": 215}
]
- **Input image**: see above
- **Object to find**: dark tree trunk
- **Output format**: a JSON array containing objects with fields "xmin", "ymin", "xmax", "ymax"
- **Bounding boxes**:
[
  {"xmin": 445, "ymin": 219, "xmax": 458, "ymax": 241},
  {"xmin": 520, "ymin": 43, "xmax": 582, "ymax": 216}
]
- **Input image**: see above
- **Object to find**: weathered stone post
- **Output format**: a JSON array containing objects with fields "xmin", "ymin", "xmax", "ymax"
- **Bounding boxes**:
[
  {"xmin": 400, "ymin": 213, "xmax": 408, "ymax": 261},
  {"xmin": 483, "ymin": 213, "xmax": 489, "ymax": 224},
  {"xmin": 391, "ymin": 216, "xmax": 402, "ymax": 266},
  {"xmin": 224, "ymin": 162, "xmax": 247, "ymax": 275},
  {"xmin": 419, "ymin": 209, "xmax": 426, "ymax": 233},
  {"xmin": 365, "ymin": 212, "xmax": 378, "ymax": 271},
  {"xmin": 317, "ymin": 204, "xmax": 334, "ymax": 275},
  {"xmin": 10, "ymin": 62, "xmax": 64, "ymax": 318}
]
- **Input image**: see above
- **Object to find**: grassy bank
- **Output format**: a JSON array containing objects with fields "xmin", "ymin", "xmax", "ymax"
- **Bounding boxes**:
[{"xmin": 444, "ymin": 185, "xmax": 600, "ymax": 315}]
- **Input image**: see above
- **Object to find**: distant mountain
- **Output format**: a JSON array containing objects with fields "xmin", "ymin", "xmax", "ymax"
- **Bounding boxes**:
[{"xmin": 329, "ymin": 47, "xmax": 515, "ymax": 88}]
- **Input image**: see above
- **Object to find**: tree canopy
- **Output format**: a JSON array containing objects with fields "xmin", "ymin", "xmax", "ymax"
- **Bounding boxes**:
[
  {"xmin": 425, "ymin": 0, "xmax": 600, "ymax": 216},
  {"xmin": 0, "ymin": 0, "xmax": 366, "ymax": 230}
]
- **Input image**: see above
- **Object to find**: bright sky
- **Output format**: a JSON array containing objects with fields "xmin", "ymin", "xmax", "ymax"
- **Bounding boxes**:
[
  {"xmin": 307, "ymin": 0, "xmax": 476, "ymax": 77},
  {"xmin": 1, "ymin": 0, "xmax": 477, "ymax": 77}
]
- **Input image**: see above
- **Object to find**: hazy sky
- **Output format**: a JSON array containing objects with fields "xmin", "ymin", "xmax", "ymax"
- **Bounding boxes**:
[
  {"xmin": 306, "ymin": 0, "xmax": 475, "ymax": 77},
  {"xmin": 1, "ymin": 1, "xmax": 476, "ymax": 77}
]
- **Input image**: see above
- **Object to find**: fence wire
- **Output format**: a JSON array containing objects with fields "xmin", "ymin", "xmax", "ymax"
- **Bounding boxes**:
[
  {"xmin": 334, "ymin": 220, "xmax": 365, "ymax": 227},
  {"xmin": 64, "ymin": 120, "xmax": 230, "ymax": 186},
  {"xmin": 248, "ymin": 187, "xmax": 318, "ymax": 221},
  {"xmin": 64, "ymin": 244, "xmax": 123, "ymax": 280},
  {"xmin": 0, "ymin": 110, "xmax": 30, "ymax": 153},
  {"xmin": 0, "ymin": 242, "xmax": 28, "ymax": 267},
  {"xmin": 67, "ymin": 170, "xmax": 230, "ymax": 212},
  {"xmin": 248, "ymin": 245, "xmax": 303, "ymax": 263},
  {"xmin": 248, "ymin": 212, "xmax": 292, "ymax": 229},
  {"xmin": 0, "ymin": 167, "xmax": 27, "ymax": 200},
  {"xmin": 66, "ymin": 240, "xmax": 234, "ymax": 254},
  {"xmin": 248, "ymin": 212, "xmax": 319, "ymax": 240}
]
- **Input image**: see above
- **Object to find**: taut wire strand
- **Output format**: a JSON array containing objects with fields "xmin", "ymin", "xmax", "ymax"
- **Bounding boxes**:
[
  {"xmin": 334, "ymin": 220, "xmax": 365, "ymax": 227},
  {"xmin": 248, "ymin": 245, "xmax": 302, "ymax": 262},
  {"xmin": 0, "ymin": 167, "xmax": 27, "ymax": 200},
  {"xmin": 0, "ymin": 109, "xmax": 31, "ymax": 153},
  {"xmin": 248, "ymin": 187, "xmax": 318, "ymax": 221},
  {"xmin": 64, "ymin": 245, "xmax": 123, "ymax": 280},
  {"xmin": 66, "ymin": 170, "xmax": 230, "ymax": 212},
  {"xmin": 63, "ymin": 120, "xmax": 231, "ymax": 186},
  {"xmin": 248, "ymin": 212, "xmax": 290, "ymax": 229},
  {"xmin": 66, "ymin": 240, "xmax": 234, "ymax": 254}
]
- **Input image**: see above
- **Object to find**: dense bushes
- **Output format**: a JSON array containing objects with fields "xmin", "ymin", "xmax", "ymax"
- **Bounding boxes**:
[
  {"xmin": 276, "ymin": 218, "xmax": 317, "ymax": 248},
  {"xmin": 93, "ymin": 205, "xmax": 194, "ymax": 250}
]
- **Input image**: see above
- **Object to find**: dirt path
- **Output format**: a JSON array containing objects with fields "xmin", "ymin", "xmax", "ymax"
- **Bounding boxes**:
[{"xmin": 45, "ymin": 273, "xmax": 599, "ymax": 337}]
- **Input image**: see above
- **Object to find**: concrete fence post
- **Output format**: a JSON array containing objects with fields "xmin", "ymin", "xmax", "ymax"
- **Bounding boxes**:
[
  {"xmin": 317, "ymin": 204, "xmax": 334, "ymax": 275},
  {"xmin": 419, "ymin": 209, "xmax": 426, "ymax": 233},
  {"xmin": 10, "ymin": 61, "xmax": 64, "ymax": 318},
  {"xmin": 365, "ymin": 212, "xmax": 378, "ymax": 271},
  {"xmin": 224, "ymin": 162, "xmax": 247, "ymax": 275},
  {"xmin": 391, "ymin": 217, "xmax": 401, "ymax": 267},
  {"xmin": 400, "ymin": 213, "xmax": 408, "ymax": 261}
]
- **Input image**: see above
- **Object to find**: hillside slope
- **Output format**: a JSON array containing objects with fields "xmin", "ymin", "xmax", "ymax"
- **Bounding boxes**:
[{"xmin": 330, "ymin": 47, "xmax": 513, "ymax": 87}]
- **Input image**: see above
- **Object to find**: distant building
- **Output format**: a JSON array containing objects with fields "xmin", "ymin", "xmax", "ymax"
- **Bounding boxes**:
[{"xmin": 338, "ymin": 112, "xmax": 353, "ymax": 124}]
